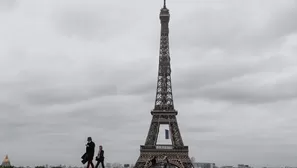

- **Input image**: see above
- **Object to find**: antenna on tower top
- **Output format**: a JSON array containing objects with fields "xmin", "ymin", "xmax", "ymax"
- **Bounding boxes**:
[{"xmin": 163, "ymin": 0, "xmax": 167, "ymax": 8}]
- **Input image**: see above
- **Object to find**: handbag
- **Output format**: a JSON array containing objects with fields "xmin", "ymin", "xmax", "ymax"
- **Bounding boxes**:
[
  {"xmin": 96, "ymin": 156, "xmax": 103, "ymax": 162},
  {"xmin": 81, "ymin": 153, "xmax": 88, "ymax": 159},
  {"xmin": 81, "ymin": 153, "xmax": 88, "ymax": 164}
]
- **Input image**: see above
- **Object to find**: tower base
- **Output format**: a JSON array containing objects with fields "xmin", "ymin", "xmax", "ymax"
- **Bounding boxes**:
[{"xmin": 134, "ymin": 145, "xmax": 193, "ymax": 168}]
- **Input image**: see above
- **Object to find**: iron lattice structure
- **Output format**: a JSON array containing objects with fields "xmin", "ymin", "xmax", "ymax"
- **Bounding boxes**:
[{"xmin": 134, "ymin": 1, "xmax": 193, "ymax": 168}]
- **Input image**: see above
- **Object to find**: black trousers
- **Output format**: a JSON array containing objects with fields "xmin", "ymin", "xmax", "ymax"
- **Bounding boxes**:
[
  {"xmin": 95, "ymin": 159, "xmax": 105, "ymax": 168},
  {"xmin": 87, "ymin": 158, "xmax": 94, "ymax": 168}
]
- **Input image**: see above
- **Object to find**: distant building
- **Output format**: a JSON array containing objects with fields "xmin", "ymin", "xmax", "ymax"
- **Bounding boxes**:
[
  {"xmin": 1, "ymin": 155, "xmax": 11, "ymax": 167},
  {"xmin": 111, "ymin": 163, "xmax": 122, "ymax": 168},
  {"xmin": 238, "ymin": 164, "xmax": 251, "ymax": 168},
  {"xmin": 193, "ymin": 162, "xmax": 215, "ymax": 168},
  {"xmin": 221, "ymin": 166, "xmax": 234, "ymax": 168}
]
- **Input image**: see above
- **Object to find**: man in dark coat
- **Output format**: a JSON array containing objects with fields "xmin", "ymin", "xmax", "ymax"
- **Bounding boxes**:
[
  {"xmin": 95, "ymin": 145, "xmax": 105, "ymax": 168},
  {"xmin": 86, "ymin": 137, "xmax": 95, "ymax": 168}
]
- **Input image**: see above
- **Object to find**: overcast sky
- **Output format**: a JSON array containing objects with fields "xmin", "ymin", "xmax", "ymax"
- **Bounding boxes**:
[{"xmin": 1, "ymin": 0, "xmax": 297, "ymax": 167}]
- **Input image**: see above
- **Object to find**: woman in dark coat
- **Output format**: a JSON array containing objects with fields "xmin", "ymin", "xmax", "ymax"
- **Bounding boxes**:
[{"xmin": 95, "ymin": 145, "xmax": 105, "ymax": 168}]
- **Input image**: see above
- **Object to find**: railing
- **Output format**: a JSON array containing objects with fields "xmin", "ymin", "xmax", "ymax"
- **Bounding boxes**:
[
  {"xmin": 156, "ymin": 145, "xmax": 173, "ymax": 149},
  {"xmin": 140, "ymin": 145, "xmax": 188, "ymax": 151}
]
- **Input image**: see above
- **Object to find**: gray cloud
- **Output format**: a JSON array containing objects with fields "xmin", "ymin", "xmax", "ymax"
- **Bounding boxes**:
[
  {"xmin": 51, "ymin": 1, "xmax": 145, "ymax": 41},
  {"xmin": 52, "ymin": 8, "xmax": 107, "ymax": 41},
  {"xmin": 0, "ymin": 115, "xmax": 42, "ymax": 143},
  {"xmin": 123, "ymin": 53, "xmax": 297, "ymax": 104},
  {"xmin": 174, "ymin": 0, "xmax": 297, "ymax": 54},
  {"xmin": 24, "ymin": 83, "xmax": 118, "ymax": 105},
  {"xmin": 197, "ymin": 74, "xmax": 297, "ymax": 104},
  {"xmin": 0, "ymin": 0, "xmax": 18, "ymax": 12},
  {"xmin": 185, "ymin": 126, "xmax": 216, "ymax": 133}
]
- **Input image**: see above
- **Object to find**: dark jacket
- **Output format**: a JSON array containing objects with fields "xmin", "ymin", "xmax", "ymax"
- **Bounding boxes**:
[
  {"xmin": 86, "ymin": 141, "xmax": 95, "ymax": 159},
  {"xmin": 97, "ymin": 150, "xmax": 104, "ymax": 161},
  {"xmin": 99, "ymin": 150, "xmax": 104, "ymax": 158}
]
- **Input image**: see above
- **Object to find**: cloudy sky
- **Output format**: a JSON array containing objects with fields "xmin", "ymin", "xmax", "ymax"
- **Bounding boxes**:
[{"xmin": 1, "ymin": 0, "xmax": 297, "ymax": 167}]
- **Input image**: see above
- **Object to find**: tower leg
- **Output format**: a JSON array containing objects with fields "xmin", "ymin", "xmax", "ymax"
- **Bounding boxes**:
[
  {"xmin": 145, "ymin": 116, "xmax": 160, "ymax": 146},
  {"xmin": 169, "ymin": 116, "xmax": 184, "ymax": 147}
]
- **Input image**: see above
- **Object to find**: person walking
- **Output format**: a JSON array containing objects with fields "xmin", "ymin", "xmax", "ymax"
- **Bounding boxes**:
[
  {"xmin": 151, "ymin": 156, "xmax": 157, "ymax": 166},
  {"xmin": 86, "ymin": 137, "xmax": 95, "ymax": 168},
  {"xmin": 163, "ymin": 155, "xmax": 169, "ymax": 168},
  {"xmin": 95, "ymin": 145, "xmax": 105, "ymax": 168}
]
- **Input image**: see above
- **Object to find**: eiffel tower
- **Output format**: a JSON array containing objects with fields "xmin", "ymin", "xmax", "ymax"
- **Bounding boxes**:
[{"xmin": 134, "ymin": 1, "xmax": 193, "ymax": 168}]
